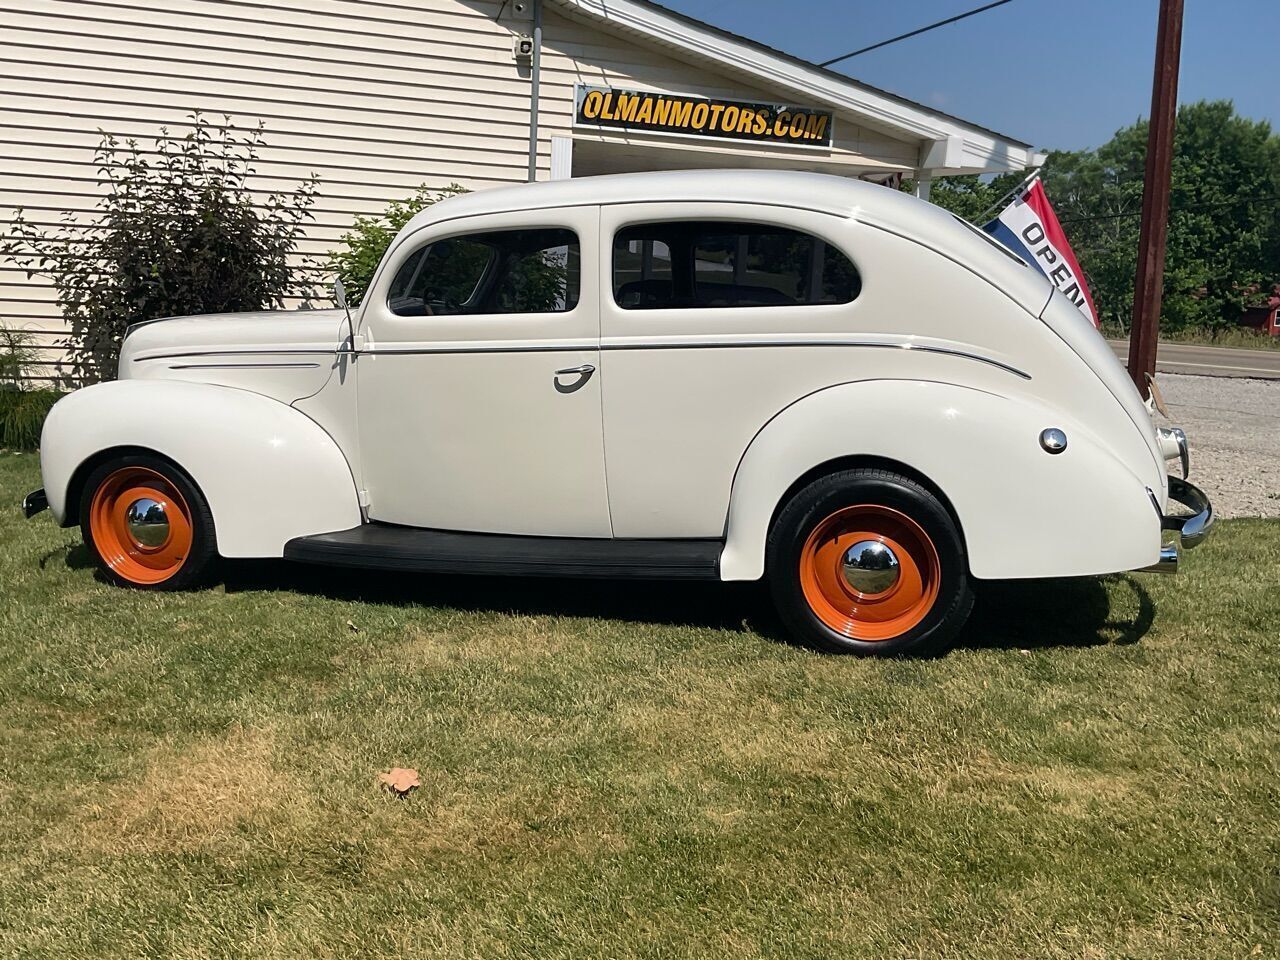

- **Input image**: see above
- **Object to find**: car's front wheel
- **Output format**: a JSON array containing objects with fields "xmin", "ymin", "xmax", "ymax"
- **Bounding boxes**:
[
  {"xmin": 79, "ymin": 454, "xmax": 217, "ymax": 590},
  {"xmin": 767, "ymin": 468, "xmax": 973, "ymax": 656}
]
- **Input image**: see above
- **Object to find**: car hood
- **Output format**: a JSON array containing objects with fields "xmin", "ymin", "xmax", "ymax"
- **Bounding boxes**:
[
  {"xmin": 121, "ymin": 309, "xmax": 347, "ymax": 362},
  {"xmin": 117, "ymin": 308, "xmax": 349, "ymax": 404}
]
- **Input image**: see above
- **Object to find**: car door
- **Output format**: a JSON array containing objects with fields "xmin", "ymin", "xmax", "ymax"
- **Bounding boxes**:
[
  {"xmin": 356, "ymin": 205, "xmax": 611, "ymax": 538},
  {"xmin": 599, "ymin": 202, "xmax": 865, "ymax": 538}
]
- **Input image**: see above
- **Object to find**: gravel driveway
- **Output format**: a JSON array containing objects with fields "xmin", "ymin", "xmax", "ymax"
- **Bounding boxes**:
[{"xmin": 1159, "ymin": 373, "xmax": 1280, "ymax": 518}]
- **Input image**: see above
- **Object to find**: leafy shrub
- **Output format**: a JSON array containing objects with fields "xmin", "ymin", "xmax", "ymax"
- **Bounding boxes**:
[
  {"xmin": 326, "ymin": 184, "xmax": 467, "ymax": 306},
  {"xmin": 0, "ymin": 114, "xmax": 319, "ymax": 383},
  {"xmin": 0, "ymin": 389, "xmax": 62, "ymax": 451}
]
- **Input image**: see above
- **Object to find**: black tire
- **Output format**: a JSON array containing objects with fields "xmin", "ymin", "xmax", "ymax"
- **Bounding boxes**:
[
  {"xmin": 79, "ymin": 453, "xmax": 218, "ymax": 591},
  {"xmin": 766, "ymin": 468, "xmax": 973, "ymax": 656}
]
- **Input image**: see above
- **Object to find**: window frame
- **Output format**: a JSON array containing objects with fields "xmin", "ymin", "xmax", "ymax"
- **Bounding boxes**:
[{"xmin": 385, "ymin": 226, "xmax": 583, "ymax": 319}]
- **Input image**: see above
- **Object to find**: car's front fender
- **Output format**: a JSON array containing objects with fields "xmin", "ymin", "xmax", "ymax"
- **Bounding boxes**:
[
  {"xmin": 40, "ymin": 380, "xmax": 361, "ymax": 557},
  {"xmin": 720, "ymin": 379, "xmax": 1161, "ymax": 581}
]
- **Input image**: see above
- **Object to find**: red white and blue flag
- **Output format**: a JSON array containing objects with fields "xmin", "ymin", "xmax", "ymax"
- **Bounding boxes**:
[{"xmin": 984, "ymin": 176, "xmax": 1099, "ymax": 328}]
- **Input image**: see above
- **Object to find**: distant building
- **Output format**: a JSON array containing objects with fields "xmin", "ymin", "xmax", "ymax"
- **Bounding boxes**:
[
  {"xmin": 1, "ymin": 0, "xmax": 1042, "ymax": 382},
  {"xmin": 1240, "ymin": 297, "xmax": 1280, "ymax": 337}
]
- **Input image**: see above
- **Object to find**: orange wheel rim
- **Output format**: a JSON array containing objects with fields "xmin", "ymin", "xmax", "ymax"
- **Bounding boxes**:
[
  {"xmin": 799, "ymin": 504, "xmax": 941, "ymax": 641},
  {"xmin": 88, "ymin": 467, "xmax": 193, "ymax": 585}
]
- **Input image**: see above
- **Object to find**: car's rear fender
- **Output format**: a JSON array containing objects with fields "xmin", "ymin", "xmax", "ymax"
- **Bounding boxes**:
[
  {"xmin": 720, "ymin": 379, "xmax": 1161, "ymax": 581},
  {"xmin": 41, "ymin": 380, "xmax": 361, "ymax": 557}
]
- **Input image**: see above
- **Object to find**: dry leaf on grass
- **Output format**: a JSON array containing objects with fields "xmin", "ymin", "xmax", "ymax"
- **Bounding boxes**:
[{"xmin": 378, "ymin": 767, "xmax": 420, "ymax": 796}]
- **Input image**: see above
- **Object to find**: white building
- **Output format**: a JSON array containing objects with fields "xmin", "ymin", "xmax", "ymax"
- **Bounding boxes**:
[{"xmin": 0, "ymin": 0, "xmax": 1041, "ymax": 382}]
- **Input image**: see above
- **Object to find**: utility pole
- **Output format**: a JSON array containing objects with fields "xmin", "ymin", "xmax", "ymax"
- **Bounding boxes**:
[{"xmin": 1127, "ymin": 0, "xmax": 1185, "ymax": 397}]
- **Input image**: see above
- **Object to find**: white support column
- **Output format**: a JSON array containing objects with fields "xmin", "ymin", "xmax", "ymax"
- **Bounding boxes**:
[
  {"xmin": 550, "ymin": 136, "xmax": 573, "ymax": 180},
  {"xmin": 914, "ymin": 171, "xmax": 933, "ymax": 201},
  {"xmin": 916, "ymin": 133, "xmax": 962, "ymax": 201}
]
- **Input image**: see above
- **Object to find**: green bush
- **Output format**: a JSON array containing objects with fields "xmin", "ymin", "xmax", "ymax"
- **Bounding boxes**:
[
  {"xmin": 0, "ymin": 389, "xmax": 61, "ymax": 451},
  {"xmin": 0, "ymin": 328, "xmax": 35, "ymax": 388},
  {"xmin": 326, "ymin": 184, "xmax": 467, "ymax": 306},
  {"xmin": 0, "ymin": 114, "xmax": 318, "ymax": 383}
]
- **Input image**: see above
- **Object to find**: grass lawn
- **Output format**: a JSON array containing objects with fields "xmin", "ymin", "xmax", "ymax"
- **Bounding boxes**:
[{"xmin": 1, "ymin": 451, "xmax": 1277, "ymax": 958}]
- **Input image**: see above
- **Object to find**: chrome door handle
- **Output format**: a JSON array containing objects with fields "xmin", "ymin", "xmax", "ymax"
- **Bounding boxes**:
[{"xmin": 553, "ymin": 363, "xmax": 595, "ymax": 393}]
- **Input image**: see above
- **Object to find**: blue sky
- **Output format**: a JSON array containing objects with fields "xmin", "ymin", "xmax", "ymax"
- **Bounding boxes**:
[{"xmin": 659, "ymin": 0, "xmax": 1280, "ymax": 151}]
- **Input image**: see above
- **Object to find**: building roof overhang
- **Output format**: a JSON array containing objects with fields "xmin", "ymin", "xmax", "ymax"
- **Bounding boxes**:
[{"xmin": 550, "ymin": 0, "xmax": 1044, "ymax": 176}]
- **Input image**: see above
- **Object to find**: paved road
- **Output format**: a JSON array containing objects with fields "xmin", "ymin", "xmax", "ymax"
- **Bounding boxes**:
[{"xmin": 1107, "ymin": 339, "xmax": 1280, "ymax": 379}]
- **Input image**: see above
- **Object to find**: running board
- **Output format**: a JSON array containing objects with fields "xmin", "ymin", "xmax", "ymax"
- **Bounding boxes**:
[{"xmin": 284, "ymin": 524, "xmax": 722, "ymax": 580}]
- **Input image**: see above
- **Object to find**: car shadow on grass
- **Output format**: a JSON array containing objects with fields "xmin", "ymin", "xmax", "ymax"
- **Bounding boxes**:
[
  {"xmin": 46, "ymin": 541, "xmax": 95, "ymax": 571},
  {"xmin": 214, "ymin": 559, "xmax": 1156, "ymax": 654},
  {"xmin": 959, "ymin": 575, "xmax": 1156, "ymax": 651},
  {"xmin": 221, "ymin": 559, "xmax": 768, "ymax": 633}
]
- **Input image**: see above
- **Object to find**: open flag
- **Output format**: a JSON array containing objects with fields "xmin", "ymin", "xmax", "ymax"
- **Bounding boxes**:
[{"xmin": 984, "ymin": 176, "xmax": 1099, "ymax": 328}]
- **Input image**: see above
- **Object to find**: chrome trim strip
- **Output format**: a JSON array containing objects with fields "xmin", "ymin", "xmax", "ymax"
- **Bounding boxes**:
[
  {"xmin": 367, "ymin": 340, "xmax": 1030, "ymax": 378},
  {"xmin": 595, "ymin": 340, "xmax": 1030, "ymax": 379},
  {"xmin": 134, "ymin": 340, "xmax": 1031, "ymax": 379},
  {"xmin": 166, "ymin": 362, "xmax": 322, "ymax": 370},
  {"xmin": 363, "ymin": 344, "xmax": 593, "ymax": 356},
  {"xmin": 136, "ymin": 349, "xmax": 337, "ymax": 361}
]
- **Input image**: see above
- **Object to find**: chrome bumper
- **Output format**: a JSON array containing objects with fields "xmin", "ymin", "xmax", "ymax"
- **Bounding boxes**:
[
  {"xmin": 1156, "ymin": 426, "xmax": 1189, "ymax": 479},
  {"xmin": 1139, "ymin": 476, "xmax": 1214, "ymax": 574}
]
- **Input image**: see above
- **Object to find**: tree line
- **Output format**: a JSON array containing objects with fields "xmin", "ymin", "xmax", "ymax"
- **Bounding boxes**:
[{"xmin": 926, "ymin": 100, "xmax": 1280, "ymax": 334}]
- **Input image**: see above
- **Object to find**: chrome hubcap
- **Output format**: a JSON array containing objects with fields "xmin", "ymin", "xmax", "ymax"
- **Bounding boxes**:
[
  {"xmin": 841, "ymin": 539, "xmax": 900, "ymax": 595},
  {"xmin": 125, "ymin": 497, "xmax": 170, "ymax": 548}
]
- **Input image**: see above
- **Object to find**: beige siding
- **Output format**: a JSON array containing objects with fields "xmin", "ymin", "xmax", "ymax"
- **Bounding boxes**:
[{"xmin": 0, "ymin": 0, "xmax": 919, "ymax": 382}]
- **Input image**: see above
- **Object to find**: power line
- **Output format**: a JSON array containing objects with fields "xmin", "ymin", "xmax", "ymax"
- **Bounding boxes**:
[
  {"xmin": 819, "ymin": 0, "xmax": 1016, "ymax": 67},
  {"xmin": 1056, "ymin": 193, "xmax": 1280, "ymax": 226}
]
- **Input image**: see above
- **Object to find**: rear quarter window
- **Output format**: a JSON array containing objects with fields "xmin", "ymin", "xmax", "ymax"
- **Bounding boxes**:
[{"xmin": 612, "ymin": 221, "xmax": 860, "ymax": 310}]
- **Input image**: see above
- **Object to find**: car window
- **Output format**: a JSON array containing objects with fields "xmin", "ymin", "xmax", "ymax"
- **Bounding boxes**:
[
  {"xmin": 388, "ymin": 228, "xmax": 579, "ymax": 317},
  {"xmin": 612, "ymin": 221, "xmax": 859, "ymax": 310},
  {"xmin": 613, "ymin": 237, "xmax": 674, "ymax": 309}
]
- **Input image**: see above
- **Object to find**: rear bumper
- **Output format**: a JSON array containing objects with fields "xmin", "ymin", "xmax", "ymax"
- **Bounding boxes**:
[{"xmin": 1139, "ymin": 476, "xmax": 1214, "ymax": 574}]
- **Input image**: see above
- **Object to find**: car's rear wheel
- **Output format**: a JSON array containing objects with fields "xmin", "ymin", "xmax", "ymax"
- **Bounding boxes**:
[
  {"xmin": 79, "ymin": 454, "xmax": 216, "ymax": 590},
  {"xmin": 767, "ymin": 468, "xmax": 973, "ymax": 656}
]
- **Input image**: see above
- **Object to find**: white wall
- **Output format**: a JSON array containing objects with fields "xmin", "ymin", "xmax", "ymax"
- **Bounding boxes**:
[{"xmin": 0, "ymin": 0, "xmax": 920, "ymax": 381}]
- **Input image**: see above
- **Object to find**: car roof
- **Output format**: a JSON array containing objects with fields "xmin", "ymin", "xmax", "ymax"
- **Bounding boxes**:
[
  {"xmin": 403, "ymin": 169, "xmax": 934, "ymax": 230},
  {"xmin": 394, "ymin": 169, "xmax": 1052, "ymax": 315}
]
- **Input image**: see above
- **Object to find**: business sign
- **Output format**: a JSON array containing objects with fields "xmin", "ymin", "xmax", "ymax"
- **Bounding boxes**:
[{"xmin": 574, "ymin": 85, "xmax": 833, "ymax": 148}]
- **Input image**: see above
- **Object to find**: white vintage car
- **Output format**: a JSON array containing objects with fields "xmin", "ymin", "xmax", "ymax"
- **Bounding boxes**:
[{"xmin": 24, "ymin": 170, "xmax": 1212, "ymax": 655}]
